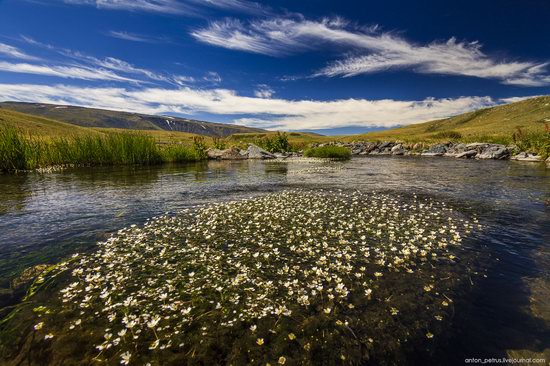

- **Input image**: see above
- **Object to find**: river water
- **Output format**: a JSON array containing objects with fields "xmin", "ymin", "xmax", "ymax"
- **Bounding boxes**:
[{"xmin": 0, "ymin": 157, "xmax": 549, "ymax": 364}]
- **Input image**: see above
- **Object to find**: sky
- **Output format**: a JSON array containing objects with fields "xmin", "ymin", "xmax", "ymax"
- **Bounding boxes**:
[{"xmin": 0, "ymin": 0, "xmax": 549, "ymax": 134}]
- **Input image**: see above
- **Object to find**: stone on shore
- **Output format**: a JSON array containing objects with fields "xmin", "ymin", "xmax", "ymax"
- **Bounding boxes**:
[
  {"xmin": 391, "ymin": 144, "xmax": 405, "ymax": 155},
  {"xmin": 207, "ymin": 147, "xmax": 247, "ymax": 160},
  {"xmin": 422, "ymin": 144, "xmax": 448, "ymax": 156},
  {"xmin": 456, "ymin": 150, "xmax": 478, "ymax": 159},
  {"xmin": 245, "ymin": 144, "xmax": 276, "ymax": 159},
  {"xmin": 476, "ymin": 145, "xmax": 510, "ymax": 160},
  {"xmin": 511, "ymin": 152, "xmax": 544, "ymax": 162}
]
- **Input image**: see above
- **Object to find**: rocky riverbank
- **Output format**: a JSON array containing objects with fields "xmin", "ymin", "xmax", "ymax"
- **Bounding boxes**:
[
  {"xmin": 312, "ymin": 141, "xmax": 550, "ymax": 164},
  {"xmin": 207, "ymin": 142, "xmax": 550, "ymax": 166}
]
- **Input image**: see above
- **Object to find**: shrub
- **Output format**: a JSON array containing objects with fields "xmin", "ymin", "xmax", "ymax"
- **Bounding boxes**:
[
  {"xmin": 304, "ymin": 146, "xmax": 351, "ymax": 160},
  {"xmin": 257, "ymin": 132, "xmax": 292, "ymax": 153},
  {"xmin": 212, "ymin": 137, "xmax": 226, "ymax": 150},
  {"xmin": 192, "ymin": 136, "xmax": 208, "ymax": 160}
]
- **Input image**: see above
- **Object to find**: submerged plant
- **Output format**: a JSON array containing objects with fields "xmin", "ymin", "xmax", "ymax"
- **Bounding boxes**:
[{"xmin": 20, "ymin": 190, "xmax": 482, "ymax": 365}]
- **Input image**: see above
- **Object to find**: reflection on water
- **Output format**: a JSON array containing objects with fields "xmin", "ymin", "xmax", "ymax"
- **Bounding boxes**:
[{"xmin": 0, "ymin": 157, "xmax": 549, "ymax": 363}]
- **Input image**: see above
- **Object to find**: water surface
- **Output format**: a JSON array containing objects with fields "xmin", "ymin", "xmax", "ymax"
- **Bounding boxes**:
[{"xmin": 1, "ymin": 157, "xmax": 549, "ymax": 363}]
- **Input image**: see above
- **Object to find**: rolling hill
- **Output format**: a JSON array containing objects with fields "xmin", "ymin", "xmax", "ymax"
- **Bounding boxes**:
[
  {"xmin": 0, "ymin": 108, "xmax": 103, "ymax": 139},
  {"xmin": 0, "ymin": 102, "xmax": 265, "ymax": 137},
  {"xmin": 350, "ymin": 96, "xmax": 550, "ymax": 142}
]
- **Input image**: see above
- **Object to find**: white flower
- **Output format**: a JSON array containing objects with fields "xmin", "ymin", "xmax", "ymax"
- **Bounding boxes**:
[
  {"xmin": 149, "ymin": 339, "xmax": 160, "ymax": 350},
  {"xmin": 120, "ymin": 351, "xmax": 131, "ymax": 365},
  {"xmin": 147, "ymin": 315, "xmax": 160, "ymax": 328}
]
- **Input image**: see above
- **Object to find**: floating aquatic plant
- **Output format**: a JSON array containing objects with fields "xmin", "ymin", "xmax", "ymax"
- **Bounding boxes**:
[{"xmin": 28, "ymin": 189, "xmax": 481, "ymax": 365}]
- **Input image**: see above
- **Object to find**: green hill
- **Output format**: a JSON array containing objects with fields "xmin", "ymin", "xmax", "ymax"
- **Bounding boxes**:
[
  {"xmin": 0, "ymin": 108, "xmax": 103, "ymax": 139},
  {"xmin": 350, "ymin": 96, "xmax": 550, "ymax": 143},
  {"xmin": 0, "ymin": 102, "xmax": 265, "ymax": 137}
]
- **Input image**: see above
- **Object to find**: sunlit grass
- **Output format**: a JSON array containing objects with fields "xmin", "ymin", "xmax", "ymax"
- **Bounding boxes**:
[{"xmin": 0, "ymin": 127, "xmax": 206, "ymax": 172}]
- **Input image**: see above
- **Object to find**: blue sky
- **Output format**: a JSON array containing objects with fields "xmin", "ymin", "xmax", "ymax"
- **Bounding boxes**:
[{"xmin": 0, "ymin": 0, "xmax": 549, "ymax": 134}]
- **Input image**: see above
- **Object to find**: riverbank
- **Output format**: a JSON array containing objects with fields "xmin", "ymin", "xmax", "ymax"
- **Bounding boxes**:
[
  {"xmin": 206, "ymin": 140, "xmax": 550, "ymax": 166},
  {"xmin": 310, "ymin": 141, "xmax": 550, "ymax": 165}
]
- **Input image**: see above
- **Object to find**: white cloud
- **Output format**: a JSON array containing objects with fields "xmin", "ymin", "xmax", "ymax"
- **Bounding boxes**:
[
  {"xmin": 191, "ymin": 18, "xmax": 315, "ymax": 56},
  {"xmin": 107, "ymin": 31, "xmax": 169, "ymax": 43},
  {"xmin": 62, "ymin": 0, "xmax": 190, "ymax": 14},
  {"xmin": 193, "ymin": 17, "xmax": 550, "ymax": 86},
  {"xmin": 203, "ymin": 71, "xmax": 222, "ymax": 83},
  {"xmin": 59, "ymin": 0, "xmax": 268, "ymax": 16},
  {"xmin": 0, "ymin": 83, "xmax": 498, "ymax": 130},
  {"xmin": 18, "ymin": 37, "xmax": 197, "ymax": 86},
  {"xmin": 498, "ymin": 95, "xmax": 543, "ymax": 103},
  {"xmin": 193, "ymin": 0, "xmax": 268, "ymax": 15},
  {"xmin": 0, "ymin": 61, "xmax": 138, "ymax": 82},
  {"xmin": 254, "ymin": 84, "xmax": 274, "ymax": 98},
  {"xmin": 0, "ymin": 42, "xmax": 39, "ymax": 60}
]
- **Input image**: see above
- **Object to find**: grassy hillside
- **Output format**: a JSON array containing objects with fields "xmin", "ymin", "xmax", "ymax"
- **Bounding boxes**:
[
  {"xmin": 0, "ymin": 102, "xmax": 265, "ymax": 137},
  {"xmin": 0, "ymin": 109, "xmax": 103, "ymax": 139},
  {"xmin": 349, "ymin": 96, "xmax": 550, "ymax": 143},
  {"xmin": 94, "ymin": 127, "xmax": 200, "ymax": 144}
]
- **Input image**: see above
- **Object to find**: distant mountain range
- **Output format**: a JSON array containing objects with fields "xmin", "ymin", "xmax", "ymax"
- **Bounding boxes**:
[{"xmin": 0, "ymin": 102, "xmax": 265, "ymax": 137}]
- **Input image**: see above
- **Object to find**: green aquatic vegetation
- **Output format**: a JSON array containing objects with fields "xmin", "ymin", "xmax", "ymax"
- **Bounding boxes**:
[
  {"xmin": 304, "ymin": 146, "xmax": 351, "ymax": 160},
  {"xmin": 12, "ymin": 190, "xmax": 483, "ymax": 365}
]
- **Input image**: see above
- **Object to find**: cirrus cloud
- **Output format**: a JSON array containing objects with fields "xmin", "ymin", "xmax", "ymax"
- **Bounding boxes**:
[{"xmin": 193, "ymin": 17, "xmax": 550, "ymax": 87}]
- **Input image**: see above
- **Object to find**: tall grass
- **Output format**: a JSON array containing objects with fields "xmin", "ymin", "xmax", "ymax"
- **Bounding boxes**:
[
  {"xmin": 304, "ymin": 146, "xmax": 351, "ymax": 160},
  {"xmin": 513, "ymin": 126, "xmax": 550, "ymax": 158},
  {"xmin": 0, "ymin": 127, "xmax": 206, "ymax": 172}
]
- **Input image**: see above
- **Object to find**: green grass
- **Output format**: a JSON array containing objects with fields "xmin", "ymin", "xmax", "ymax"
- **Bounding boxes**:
[
  {"xmin": 304, "ymin": 146, "xmax": 351, "ymax": 160},
  {"xmin": 0, "ymin": 108, "xmax": 103, "ymax": 139},
  {"xmin": 0, "ymin": 127, "xmax": 206, "ymax": 172}
]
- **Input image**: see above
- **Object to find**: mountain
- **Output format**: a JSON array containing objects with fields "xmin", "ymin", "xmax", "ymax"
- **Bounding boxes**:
[
  {"xmin": 352, "ymin": 95, "xmax": 550, "ymax": 142},
  {"xmin": 0, "ymin": 102, "xmax": 265, "ymax": 137}
]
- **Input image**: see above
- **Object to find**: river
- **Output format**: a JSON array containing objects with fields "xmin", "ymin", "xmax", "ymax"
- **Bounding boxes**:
[{"xmin": 0, "ymin": 157, "xmax": 549, "ymax": 364}]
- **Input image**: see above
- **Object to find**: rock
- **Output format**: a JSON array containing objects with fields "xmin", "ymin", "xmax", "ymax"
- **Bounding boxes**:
[
  {"xmin": 511, "ymin": 152, "xmax": 544, "ymax": 162},
  {"xmin": 547, "ymin": 157, "xmax": 550, "ymax": 165},
  {"xmin": 465, "ymin": 143, "xmax": 488, "ymax": 151},
  {"xmin": 245, "ymin": 144, "xmax": 276, "ymax": 159},
  {"xmin": 422, "ymin": 143, "xmax": 448, "ymax": 156},
  {"xmin": 391, "ymin": 144, "xmax": 405, "ymax": 155},
  {"xmin": 362, "ymin": 142, "xmax": 378, "ymax": 153},
  {"xmin": 207, "ymin": 148, "xmax": 224, "ymax": 159},
  {"xmin": 273, "ymin": 152, "xmax": 288, "ymax": 159},
  {"xmin": 378, "ymin": 141, "xmax": 393, "ymax": 150},
  {"xmin": 477, "ymin": 145, "xmax": 510, "ymax": 160},
  {"xmin": 455, "ymin": 150, "xmax": 478, "ymax": 159},
  {"xmin": 207, "ymin": 147, "xmax": 246, "ymax": 160},
  {"xmin": 412, "ymin": 143, "xmax": 423, "ymax": 151}
]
